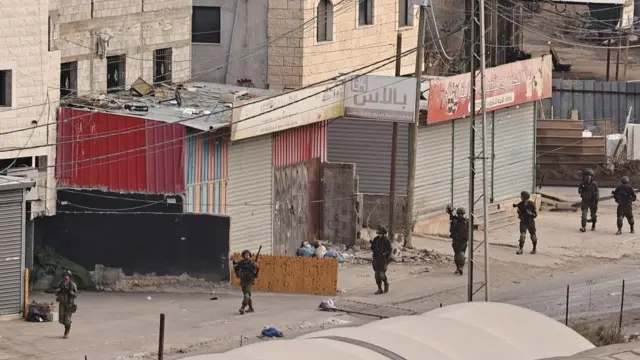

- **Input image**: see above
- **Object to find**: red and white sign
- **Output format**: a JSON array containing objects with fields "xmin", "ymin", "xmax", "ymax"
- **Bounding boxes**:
[{"xmin": 426, "ymin": 56, "xmax": 553, "ymax": 125}]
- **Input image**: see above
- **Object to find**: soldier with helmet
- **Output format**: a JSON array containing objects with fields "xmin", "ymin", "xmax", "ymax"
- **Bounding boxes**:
[
  {"xmin": 370, "ymin": 225, "xmax": 392, "ymax": 294},
  {"xmin": 578, "ymin": 168, "xmax": 599, "ymax": 232},
  {"xmin": 612, "ymin": 176, "xmax": 637, "ymax": 235},
  {"xmin": 446, "ymin": 205, "xmax": 469, "ymax": 275},
  {"xmin": 233, "ymin": 249, "xmax": 259, "ymax": 314},
  {"xmin": 54, "ymin": 269, "xmax": 78, "ymax": 339},
  {"xmin": 514, "ymin": 191, "xmax": 538, "ymax": 255}
]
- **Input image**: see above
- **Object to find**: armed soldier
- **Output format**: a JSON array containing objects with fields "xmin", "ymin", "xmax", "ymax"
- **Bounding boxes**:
[
  {"xmin": 514, "ymin": 191, "xmax": 538, "ymax": 255},
  {"xmin": 613, "ymin": 176, "xmax": 637, "ymax": 235},
  {"xmin": 233, "ymin": 250, "xmax": 259, "ymax": 314},
  {"xmin": 578, "ymin": 169, "xmax": 599, "ymax": 232},
  {"xmin": 370, "ymin": 225, "xmax": 392, "ymax": 294},
  {"xmin": 446, "ymin": 205, "xmax": 469, "ymax": 275},
  {"xmin": 55, "ymin": 270, "xmax": 78, "ymax": 339}
]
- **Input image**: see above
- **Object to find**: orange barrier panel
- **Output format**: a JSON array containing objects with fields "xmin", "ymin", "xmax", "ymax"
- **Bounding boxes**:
[
  {"xmin": 230, "ymin": 254, "xmax": 338, "ymax": 296},
  {"xmin": 24, "ymin": 268, "xmax": 29, "ymax": 317}
]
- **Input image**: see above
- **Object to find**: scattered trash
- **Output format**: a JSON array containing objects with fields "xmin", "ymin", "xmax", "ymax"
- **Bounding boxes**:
[
  {"xmin": 209, "ymin": 296, "xmax": 218, "ymax": 300},
  {"xmin": 323, "ymin": 250, "xmax": 345, "ymax": 263},
  {"xmin": 261, "ymin": 327, "xmax": 284, "ymax": 338},
  {"xmin": 318, "ymin": 299, "xmax": 337, "ymax": 311},
  {"xmin": 629, "ymin": 333, "xmax": 640, "ymax": 341},
  {"xmin": 146, "ymin": 296, "xmax": 152, "ymax": 300}
]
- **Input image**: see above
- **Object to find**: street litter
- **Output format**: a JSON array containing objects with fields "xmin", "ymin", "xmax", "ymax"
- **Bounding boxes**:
[
  {"xmin": 261, "ymin": 327, "xmax": 283, "ymax": 338},
  {"xmin": 318, "ymin": 299, "xmax": 337, "ymax": 311}
]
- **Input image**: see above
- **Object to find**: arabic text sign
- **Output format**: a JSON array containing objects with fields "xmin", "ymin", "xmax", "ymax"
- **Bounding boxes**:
[
  {"xmin": 230, "ymin": 83, "xmax": 344, "ymax": 141},
  {"xmin": 426, "ymin": 56, "xmax": 552, "ymax": 124},
  {"xmin": 343, "ymin": 75, "xmax": 417, "ymax": 123}
]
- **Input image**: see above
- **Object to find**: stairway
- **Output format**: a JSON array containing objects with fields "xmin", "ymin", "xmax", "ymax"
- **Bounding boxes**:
[
  {"xmin": 473, "ymin": 202, "xmax": 516, "ymax": 231},
  {"xmin": 537, "ymin": 119, "xmax": 606, "ymax": 166}
]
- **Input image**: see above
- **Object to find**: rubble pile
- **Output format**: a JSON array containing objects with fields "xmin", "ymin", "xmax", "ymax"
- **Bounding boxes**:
[{"xmin": 322, "ymin": 242, "xmax": 451, "ymax": 266}]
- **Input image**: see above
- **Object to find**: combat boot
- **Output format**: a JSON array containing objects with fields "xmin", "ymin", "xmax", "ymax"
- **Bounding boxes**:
[
  {"xmin": 591, "ymin": 222, "xmax": 596, "ymax": 231},
  {"xmin": 516, "ymin": 246, "xmax": 523, "ymax": 255},
  {"xmin": 375, "ymin": 281, "xmax": 383, "ymax": 295},
  {"xmin": 530, "ymin": 244, "xmax": 537, "ymax": 255},
  {"xmin": 383, "ymin": 281, "xmax": 389, "ymax": 293},
  {"xmin": 631, "ymin": 224, "xmax": 635, "ymax": 233},
  {"xmin": 239, "ymin": 300, "xmax": 247, "ymax": 314},
  {"xmin": 579, "ymin": 227, "xmax": 586, "ymax": 233},
  {"xmin": 616, "ymin": 228, "xmax": 623, "ymax": 235},
  {"xmin": 246, "ymin": 299, "xmax": 254, "ymax": 313},
  {"xmin": 459, "ymin": 266, "xmax": 463, "ymax": 276},
  {"xmin": 63, "ymin": 325, "xmax": 70, "ymax": 339}
]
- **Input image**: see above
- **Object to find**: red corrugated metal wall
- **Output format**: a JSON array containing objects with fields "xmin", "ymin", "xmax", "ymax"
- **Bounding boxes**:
[
  {"xmin": 56, "ymin": 108, "xmax": 186, "ymax": 194},
  {"xmin": 272, "ymin": 121, "xmax": 327, "ymax": 167}
]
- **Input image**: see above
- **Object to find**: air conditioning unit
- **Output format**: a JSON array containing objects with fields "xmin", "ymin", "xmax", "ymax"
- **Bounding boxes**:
[{"xmin": 6, "ymin": 167, "xmax": 40, "ymax": 201}]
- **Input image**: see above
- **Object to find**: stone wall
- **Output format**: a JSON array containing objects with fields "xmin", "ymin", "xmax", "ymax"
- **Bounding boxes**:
[
  {"xmin": 362, "ymin": 193, "xmax": 407, "ymax": 233},
  {"xmin": 266, "ymin": 0, "xmax": 304, "ymax": 89},
  {"xmin": 323, "ymin": 162, "xmax": 362, "ymax": 247}
]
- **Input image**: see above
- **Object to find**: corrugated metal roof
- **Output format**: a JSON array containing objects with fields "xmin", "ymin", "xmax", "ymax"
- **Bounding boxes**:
[
  {"xmin": 62, "ymin": 82, "xmax": 279, "ymax": 131},
  {"xmin": 181, "ymin": 302, "xmax": 595, "ymax": 360}
]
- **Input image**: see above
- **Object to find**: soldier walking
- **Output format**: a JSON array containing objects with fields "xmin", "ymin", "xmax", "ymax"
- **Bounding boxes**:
[
  {"xmin": 613, "ymin": 176, "xmax": 636, "ymax": 235},
  {"xmin": 371, "ymin": 225, "xmax": 392, "ymax": 295},
  {"xmin": 578, "ymin": 169, "xmax": 599, "ymax": 232},
  {"xmin": 446, "ymin": 205, "xmax": 469, "ymax": 275},
  {"xmin": 55, "ymin": 270, "xmax": 77, "ymax": 339},
  {"xmin": 515, "ymin": 191, "xmax": 538, "ymax": 255},
  {"xmin": 234, "ymin": 250, "xmax": 259, "ymax": 314}
]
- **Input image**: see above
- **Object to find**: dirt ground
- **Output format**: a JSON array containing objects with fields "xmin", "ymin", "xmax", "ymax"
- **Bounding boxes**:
[{"xmin": 3, "ymin": 191, "xmax": 640, "ymax": 360}]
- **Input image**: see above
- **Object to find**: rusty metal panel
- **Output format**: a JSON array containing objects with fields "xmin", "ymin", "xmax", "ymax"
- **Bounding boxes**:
[
  {"xmin": 56, "ymin": 108, "xmax": 186, "ymax": 194},
  {"xmin": 544, "ymin": 79, "xmax": 640, "ymax": 134},
  {"xmin": 272, "ymin": 121, "xmax": 327, "ymax": 168},
  {"xmin": 185, "ymin": 130, "xmax": 229, "ymax": 214}
]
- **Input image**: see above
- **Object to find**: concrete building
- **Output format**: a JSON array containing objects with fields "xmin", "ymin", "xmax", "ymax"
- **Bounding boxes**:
[
  {"xmin": 191, "ymin": 0, "xmax": 420, "ymax": 89},
  {"xmin": 50, "ymin": 0, "xmax": 192, "ymax": 96},
  {"xmin": 0, "ymin": 0, "xmax": 61, "ymax": 217}
]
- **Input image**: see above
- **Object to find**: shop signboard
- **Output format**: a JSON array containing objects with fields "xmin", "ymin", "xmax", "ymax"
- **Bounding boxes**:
[
  {"xmin": 230, "ymin": 82, "xmax": 344, "ymax": 141},
  {"xmin": 343, "ymin": 75, "xmax": 417, "ymax": 123},
  {"xmin": 426, "ymin": 55, "xmax": 552, "ymax": 125}
]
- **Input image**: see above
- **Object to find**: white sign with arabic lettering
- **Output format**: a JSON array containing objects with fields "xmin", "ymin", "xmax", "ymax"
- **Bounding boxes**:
[
  {"xmin": 230, "ymin": 83, "xmax": 344, "ymax": 141},
  {"xmin": 343, "ymin": 75, "xmax": 417, "ymax": 123}
]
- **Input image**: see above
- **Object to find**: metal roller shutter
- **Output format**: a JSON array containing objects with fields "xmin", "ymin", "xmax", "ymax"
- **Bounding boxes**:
[
  {"xmin": 415, "ymin": 122, "xmax": 453, "ymax": 216},
  {"xmin": 328, "ymin": 118, "xmax": 409, "ymax": 194},
  {"xmin": 493, "ymin": 104, "xmax": 535, "ymax": 201},
  {"xmin": 227, "ymin": 135, "xmax": 273, "ymax": 254},
  {"xmin": 452, "ymin": 118, "xmax": 493, "ymax": 210},
  {"xmin": 0, "ymin": 189, "xmax": 24, "ymax": 316}
]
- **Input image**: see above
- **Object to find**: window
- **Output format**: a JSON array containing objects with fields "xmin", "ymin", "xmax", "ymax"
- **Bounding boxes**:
[
  {"xmin": 153, "ymin": 48, "xmax": 173, "ymax": 84},
  {"xmin": 317, "ymin": 0, "xmax": 334, "ymax": 42},
  {"xmin": 359, "ymin": 0, "xmax": 373, "ymax": 25},
  {"xmin": 106, "ymin": 55, "xmax": 126, "ymax": 93},
  {"xmin": 0, "ymin": 70, "xmax": 12, "ymax": 107},
  {"xmin": 398, "ymin": 0, "xmax": 413, "ymax": 27},
  {"xmin": 60, "ymin": 61, "xmax": 77, "ymax": 98},
  {"xmin": 192, "ymin": 6, "xmax": 221, "ymax": 44}
]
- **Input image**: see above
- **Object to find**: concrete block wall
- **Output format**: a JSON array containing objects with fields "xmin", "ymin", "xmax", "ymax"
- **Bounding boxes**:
[
  {"xmin": 362, "ymin": 193, "xmax": 407, "ymax": 233},
  {"xmin": 55, "ymin": 0, "xmax": 192, "ymax": 94},
  {"xmin": 267, "ymin": 0, "xmax": 304, "ymax": 88},
  {"xmin": 0, "ymin": 0, "xmax": 61, "ymax": 216},
  {"xmin": 323, "ymin": 162, "xmax": 362, "ymax": 247}
]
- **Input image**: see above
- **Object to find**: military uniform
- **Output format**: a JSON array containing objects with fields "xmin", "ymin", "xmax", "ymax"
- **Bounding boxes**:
[
  {"xmin": 578, "ymin": 169, "xmax": 599, "ymax": 232},
  {"xmin": 234, "ymin": 250, "xmax": 259, "ymax": 314},
  {"xmin": 515, "ymin": 191, "xmax": 538, "ymax": 255},
  {"xmin": 55, "ymin": 270, "xmax": 78, "ymax": 339},
  {"xmin": 447, "ymin": 206, "xmax": 469, "ymax": 276},
  {"xmin": 613, "ymin": 176, "xmax": 636, "ymax": 235},
  {"xmin": 371, "ymin": 225, "xmax": 392, "ymax": 295}
]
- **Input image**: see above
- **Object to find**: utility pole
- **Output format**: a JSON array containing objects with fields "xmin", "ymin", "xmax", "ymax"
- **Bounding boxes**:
[
  {"xmin": 623, "ymin": 33, "xmax": 630, "ymax": 81},
  {"xmin": 606, "ymin": 38, "xmax": 611, "ymax": 81},
  {"xmin": 404, "ymin": 5, "xmax": 427, "ymax": 248},
  {"xmin": 467, "ymin": 0, "xmax": 490, "ymax": 302},
  {"xmin": 616, "ymin": 32, "xmax": 622, "ymax": 81},
  {"xmin": 389, "ymin": 33, "xmax": 402, "ymax": 243}
]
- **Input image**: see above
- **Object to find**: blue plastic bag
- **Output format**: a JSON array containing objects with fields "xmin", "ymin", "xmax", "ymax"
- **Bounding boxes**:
[
  {"xmin": 324, "ymin": 250, "xmax": 345, "ymax": 263},
  {"xmin": 261, "ymin": 327, "xmax": 284, "ymax": 338},
  {"xmin": 297, "ymin": 246, "xmax": 315, "ymax": 257}
]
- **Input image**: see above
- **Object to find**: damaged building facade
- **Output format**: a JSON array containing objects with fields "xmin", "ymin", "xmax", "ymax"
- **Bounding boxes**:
[
  {"xmin": 190, "ymin": 0, "xmax": 421, "ymax": 89},
  {"xmin": 50, "ymin": 0, "xmax": 192, "ymax": 96}
]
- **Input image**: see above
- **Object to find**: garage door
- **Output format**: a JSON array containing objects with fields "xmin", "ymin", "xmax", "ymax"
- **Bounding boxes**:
[{"xmin": 0, "ymin": 189, "xmax": 24, "ymax": 316}]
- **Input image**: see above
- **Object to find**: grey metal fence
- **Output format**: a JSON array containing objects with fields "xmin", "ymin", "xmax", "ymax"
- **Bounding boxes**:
[{"xmin": 542, "ymin": 79, "xmax": 640, "ymax": 134}]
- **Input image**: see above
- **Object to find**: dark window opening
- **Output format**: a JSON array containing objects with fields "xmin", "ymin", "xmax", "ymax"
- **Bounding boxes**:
[
  {"xmin": 398, "ymin": 0, "xmax": 413, "ymax": 27},
  {"xmin": 60, "ymin": 61, "xmax": 78, "ymax": 98},
  {"xmin": 106, "ymin": 55, "xmax": 126, "ymax": 93},
  {"xmin": 153, "ymin": 48, "xmax": 173, "ymax": 84},
  {"xmin": 192, "ymin": 6, "xmax": 221, "ymax": 43},
  {"xmin": 359, "ymin": 0, "xmax": 373, "ymax": 25},
  {"xmin": 0, "ymin": 70, "xmax": 12, "ymax": 107},
  {"xmin": 317, "ymin": 0, "xmax": 334, "ymax": 42}
]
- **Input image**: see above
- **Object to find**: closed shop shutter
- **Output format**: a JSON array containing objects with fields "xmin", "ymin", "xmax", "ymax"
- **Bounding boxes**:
[
  {"xmin": 452, "ymin": 118, "xmax": 493, "ymax": 210},
  {"xmin": 227, "ymin": 135, "xmax": 273, "ymax": 254},
  {"xmin": 0, "ymin": 189, "xmax": 24, "ymax": 316},
  {"xmin": 328, "ymin": 118, "xmax": 409, "ymax": 194},
  {"xmin": 415, "ymin": 122, "xmax": 453, "ymax": 216},
  {"xmin": 493, "ymin": 104, "xmax": 535, "ymax": 201}
]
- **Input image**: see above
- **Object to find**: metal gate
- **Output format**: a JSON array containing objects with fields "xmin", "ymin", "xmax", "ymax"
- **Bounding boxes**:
[
  {"xmin": 0, "ymin": 189, "xmax": 24, "ymax": 316},
  {"xmin": 415, "ymin": 122, "xmax": 453, "ymax": 216},
  {"xmin": 452, "ymin": 117, "xmax": 494, "ymax": 209},
  {"xmin": 328, "ymin": 118, "xmax": 409, "ymax": 194},
  {"xmin": 493, "ymin": 104, "xmax": 535, "ymax": 201},
  {"xmin": 227, "ymin": 135, "xmax": 273, "ymax": 254}
]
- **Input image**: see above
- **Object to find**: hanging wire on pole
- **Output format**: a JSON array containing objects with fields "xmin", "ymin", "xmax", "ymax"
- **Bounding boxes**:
[{"xmin": 478, "ymin": 0, "xmax": 490, "ymax": 302}]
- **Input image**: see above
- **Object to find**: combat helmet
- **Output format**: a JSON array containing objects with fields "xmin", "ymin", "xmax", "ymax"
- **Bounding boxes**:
[
  {"xmin": 377, "ymin": 225, "xmax": 388, "ymax": 235},
  {"xmin": 456, "ymin": 207, "xmax": 466, "ymax": 216},
  {"xmin": 622, "ymin": 176, "xmax": 631, "ymax": 184},
  {"xmin": 520, "ymin": 191, "xmax": 531, "ymax": 200},
  {"xmin": 584, "ymin": 169, "xmax": 594, "ymax": 177},
  {"xmin": 63, "ymin": 270, "xmax": 72, "ymax": 277},
  {"xmin": 241, "ymin": 249, "xmax": 251, "ymax": 257}
]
